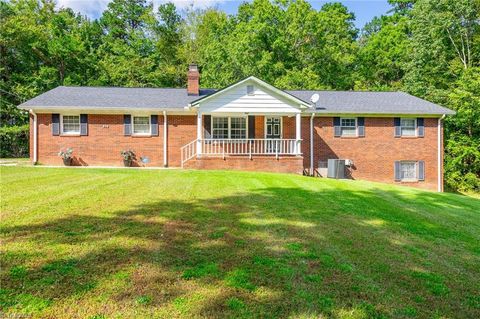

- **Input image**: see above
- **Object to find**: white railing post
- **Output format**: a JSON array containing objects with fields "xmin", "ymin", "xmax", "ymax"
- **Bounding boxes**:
[
  {"xmin": 276, "ymin": 140, "xmax": 279, "ymax": 159},
  {"xmin": 249, "ymin": 139, "xmax": 252, "ymax": 159},
  {"xmin": 197, "ymin": 112, "xmax": 202, "ymax": 156},
  {"xmin": 295, "ymin": 113, "xmax": 301, "ymax": 155},
  {"xmin": 222, "ymin": 140, "xmax": 225, "ymax": 159}
]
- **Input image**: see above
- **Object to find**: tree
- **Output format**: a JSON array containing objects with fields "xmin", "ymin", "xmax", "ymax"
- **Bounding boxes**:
[
  {"xmin": 444, "ymin": 68, "xmax": 480, "ymax": 191},
  {"xmin": 314, "ymin": 2, "xmax": 358, "ymax": 89},
  {"xmin": 403, "ymin": 0, "xmax": 479, "ymax": 97},
  {"xmin": 356, "ymin": 14, "xmax": 409, "ymax": 90}
]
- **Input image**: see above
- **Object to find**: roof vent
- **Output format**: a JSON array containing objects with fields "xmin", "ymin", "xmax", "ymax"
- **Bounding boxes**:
[{"xmin": 247, "ymin": 85, "xmax": 254, "ymax": 95}]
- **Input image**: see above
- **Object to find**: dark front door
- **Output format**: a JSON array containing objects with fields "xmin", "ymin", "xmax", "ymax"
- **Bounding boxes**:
[
  {"xmin": 266, "ymin": 117, "xmax": 281, "ymax": 139},
  {"xmin": 266, "ymin": 117, "xmax": 281, "ymax": 153}
]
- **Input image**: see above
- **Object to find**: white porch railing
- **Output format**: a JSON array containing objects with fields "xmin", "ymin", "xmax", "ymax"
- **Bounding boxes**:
[
  {"xmin": 180, "ymin": 139, "xmax": 197, "ymax": 167},
  {"xmin": 181, "ymin": 138, "xmax": 300, "ymax": 167}
]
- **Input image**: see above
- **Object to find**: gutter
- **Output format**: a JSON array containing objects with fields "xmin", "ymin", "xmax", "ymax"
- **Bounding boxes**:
[
  {"xmin": 438, "ymin": 114, "xmax": 446, "ymax": 192},
  {"xmin": 310, "ymin": 113, "xmax": 315, "ymax": 176},
  {"xmin": 163, "ymin": 111, "xmax": 168, "ymax": 167},
  {"xmin": 29, "ymin": 109, "xmax": 38, "ymax": 164}
]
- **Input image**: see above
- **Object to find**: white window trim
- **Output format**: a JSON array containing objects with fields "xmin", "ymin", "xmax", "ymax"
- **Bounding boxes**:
[
  {"xmin": 211, "ymin": 116, "xmax": 248, "ymax": 139},
  {"xmin": 400, "ymin": 161, "xmax": 418, "ymax": 182},
  {"xmin": 60, "ymin": 114, "xmax": 80, "ymax": 136},
  {"xmin": 400, "ymin": 118, "xmax": 417, "ymax": 137},
  {"xmin": 264, "ymin": 116, "xmax": 283, "ymax": 138},
  {"xmin": 340, "ymin": 117, "xmax": 358, "ymax": 137},
  {"xmin": 132, "ymin": 115, "xmax": 152, "ymax": 136}
]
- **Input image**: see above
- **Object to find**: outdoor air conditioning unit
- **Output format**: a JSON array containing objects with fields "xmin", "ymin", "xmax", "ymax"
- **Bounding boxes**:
[{"xmin": 327, "ymin": 159, "xmax": 345, "ymax": 179}]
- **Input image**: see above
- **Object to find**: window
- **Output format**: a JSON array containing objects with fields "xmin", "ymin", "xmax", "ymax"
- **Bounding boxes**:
[
  {"xmin": 401, "ymin": 118, "xmax": 416, "ymax": 136},
  {"xmin": 247, "ymin": 85, "xmax": 254, "ymax": 95},
  {"xmin": 132, "ymin": 116, "xmax": 151, "ymax": 135},
  {"xmin": 400, "ymin": 161, "xmax": 417, "ymax": 180},
  {"xmin": 61, "ymin": 115, "xmax": 80, "ymax": 134},
  {"xmin": 212, "ymin": 117, "xmax": 229, "ymax": 139},
  {"xmin": 230, "ymin": 117, "xmax": 247, "ymax": 139},
  {"xmin": 212, "ymin": 117, "xmax": 247, "ymax": 139},
  {"xmin": 340, "ymin": 118, "xmax": 357, "ymax": 136}
]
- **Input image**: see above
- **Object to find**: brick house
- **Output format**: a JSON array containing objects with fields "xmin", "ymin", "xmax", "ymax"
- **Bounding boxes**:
[{"xmin": 18, "ymin": 65, "xmax": 454, "ymax": 191}]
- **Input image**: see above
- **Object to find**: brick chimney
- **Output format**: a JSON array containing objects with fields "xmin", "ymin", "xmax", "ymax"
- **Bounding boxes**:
[{"xmin": 187, "ymin": 64, "xmax": 200, "ymax": 96}]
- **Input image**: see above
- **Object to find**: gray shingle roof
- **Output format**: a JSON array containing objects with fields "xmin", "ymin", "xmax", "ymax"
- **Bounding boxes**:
[
  {"xmin": 287, "ymin": 90, "xmax": 455, "ymax": 115},
  {"xmin": 18, "ymin": 86, "xmax": 216, "ymax": 109},
  {"xmin": 19, "ymin": 85, "xmax": 454, "ymax": 115}
]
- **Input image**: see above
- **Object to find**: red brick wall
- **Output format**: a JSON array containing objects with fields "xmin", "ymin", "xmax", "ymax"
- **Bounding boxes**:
[
  {"xmin": 185, "ymin": 156, "xmax": 304, "ymax": 174},
  {"xmin": 34, "ymin": 114, "xmax": 196, "ymax": 167},
  {"xmin": 32, "ymin": 113, "xmax": 442, "ymax": 191},
  {"xmin": 301, "ymin": 116, "xmax": 440, "ymax": 191},
  {"xmin": 282, "ymin": 116, "xmax": 296, "ymax": 139},
  {"xmin": 167, "ymin": 115, "xmax": 197, "ymax": 167},
  {"xmin": 254, "ymin": 116, "xmax": 264, "ymax": 138}
]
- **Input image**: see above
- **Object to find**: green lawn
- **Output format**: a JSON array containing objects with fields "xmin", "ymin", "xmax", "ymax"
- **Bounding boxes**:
[{"xmin": 1, "ymin": 167, "xmax": 479, "ymax": 318}]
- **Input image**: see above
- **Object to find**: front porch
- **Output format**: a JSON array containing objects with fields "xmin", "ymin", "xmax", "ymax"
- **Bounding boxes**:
[
  {"xmin": 180, "ymin": 76, "xmax": 310, "ymax": 171},
  {"xmin": 181, "ymin": 113, "xmax": 303, "ymax": 168}
]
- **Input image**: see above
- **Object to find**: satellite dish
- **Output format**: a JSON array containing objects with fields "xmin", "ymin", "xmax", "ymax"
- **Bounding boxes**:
[{"xmin": 310, "ymin": 93, "xmax": 320, "ymax": 104}]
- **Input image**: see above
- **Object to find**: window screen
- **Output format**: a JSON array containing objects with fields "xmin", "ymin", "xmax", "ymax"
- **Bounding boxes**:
[
  {"xmin": 340, "ymin": 118, "xmax": 357, "ymax": 136},
  {"xmin": 62, "ymin": 115, "xmax": 80, "ymax": 134},
  {"xmin": 230, "ymin": 117, "xmax": 246, "ymax": 139},
  {"xmin": 400, "ymin": 162, "xmax": 417, "ymax": 180},
  {"xmin": 133, "ymin": 116, "xmax": 151, "ymax": 134},
  {"xmin": 212, "ymin": 117, "xmax": 229, "ymax": 139},
  {"xmin": 401, "ymin": 118, "xmax": 416, "ymax": 136}
]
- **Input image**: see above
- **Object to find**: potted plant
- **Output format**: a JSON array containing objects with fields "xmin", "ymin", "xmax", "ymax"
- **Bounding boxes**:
[
  {"xmin": 121, "ymin": 150, "xmax": 136, "ymax": 167},
  {"xmin": 58, "ymin": 148, "xmax": 73, "ymax": 166}
]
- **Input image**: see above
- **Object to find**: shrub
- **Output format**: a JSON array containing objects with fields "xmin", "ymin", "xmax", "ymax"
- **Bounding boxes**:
[{"xmin": 0, "ymin": 125, "xmax": 29, "ymax": 158}]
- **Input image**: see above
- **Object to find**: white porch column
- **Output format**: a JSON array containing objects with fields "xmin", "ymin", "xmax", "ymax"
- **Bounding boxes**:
[
  {"xmin": 295, "ymin": 113, "xmax": 301, "ymax": 155},
  {"xmin": 197, "ymin": 111, "xmax": 202, "ymax": 156}
]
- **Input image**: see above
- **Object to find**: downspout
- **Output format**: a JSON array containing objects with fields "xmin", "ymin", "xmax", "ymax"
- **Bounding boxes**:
[
  {"xmin": 438, "ymin": 114, "xmax": 446, "ymax": 192},
  {"xmin": 29, "ymin": 109, "xmax": 37, "ymax": 164},
  {"xmin": 310, "ymin": 113, "xmax": 315, "ymax": 176},
  {"xmin": 163, "ymin": 111, "xmax": 168, "ymax": 167}
]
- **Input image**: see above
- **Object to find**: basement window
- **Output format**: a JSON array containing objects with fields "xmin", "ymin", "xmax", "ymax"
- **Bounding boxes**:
[
  {"xmin": 132, "ymin": 116, "xmax": 151, "ymax": 135},
  {"xmin": 400, "ymin": 161, "xmax": 417, "ymax": 180},
  {"xmin": 61, "ymin": 115, "xmax": 80, "ymax": 134}
]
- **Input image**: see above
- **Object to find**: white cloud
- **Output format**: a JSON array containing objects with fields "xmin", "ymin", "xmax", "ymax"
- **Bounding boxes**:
[
  {"xmin": 56, "ymin": 0, "xmax": 110, "ymax": 18},
  {"xmin": 157, "ymin": 0, "xmax": 229, "ymax": 8},
  {"xmin": 55, "ymin": 0, "xmax": 231, "ymax": 18}
]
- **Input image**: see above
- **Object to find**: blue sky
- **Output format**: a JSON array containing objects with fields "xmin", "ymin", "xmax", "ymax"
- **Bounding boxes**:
[{"xmin": 56, "ymin": 0, "xmax": 392, "ymax": 29}]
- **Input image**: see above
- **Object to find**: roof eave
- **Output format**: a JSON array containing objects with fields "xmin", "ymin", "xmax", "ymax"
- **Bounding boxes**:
[
  {"xmin": 17, "ymin": 105, "xmax": 193, "ymax": 112},
  {"xmin": 308, "ymin": 110, "xmax": 455, "ymax": 116}
]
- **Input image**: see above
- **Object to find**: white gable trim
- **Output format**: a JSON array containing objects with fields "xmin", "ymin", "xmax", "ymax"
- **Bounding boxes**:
[{"xmin": 188, "ymin": 76, "xmax": 311, "ymax": 109}]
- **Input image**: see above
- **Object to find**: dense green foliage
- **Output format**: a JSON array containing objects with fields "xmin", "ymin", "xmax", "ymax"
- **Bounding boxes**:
[
  {"xmin": 0, "ymin": 0, "xmax": 479, "ymax": 191},
  {"xmin": 1, "ymin": 167, "xmax": 479, "ymax": 317},
  {"xmin": 0, "ymin": 124, "xmax": 28, "ymax": 157}
]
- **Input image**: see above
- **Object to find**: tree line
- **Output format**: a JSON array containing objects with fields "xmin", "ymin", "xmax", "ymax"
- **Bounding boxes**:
[{"xmin": 1, "ymin": 0, "xmax": 479, "ymax": 191}]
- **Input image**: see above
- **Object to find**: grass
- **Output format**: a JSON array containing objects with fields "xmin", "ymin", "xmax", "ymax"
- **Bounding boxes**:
[{"xmin": 1, "ymin": 166, "xmax": 479, "ymax": 318}]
